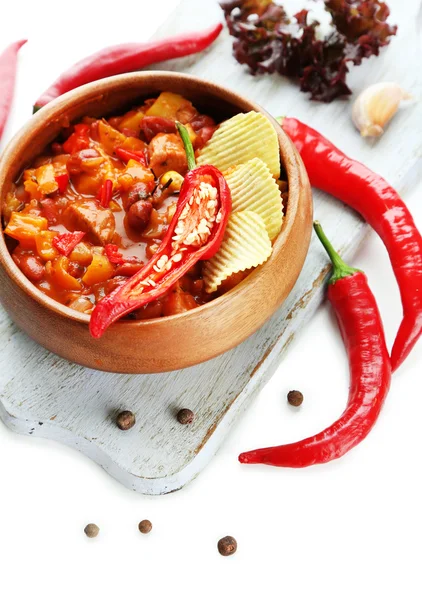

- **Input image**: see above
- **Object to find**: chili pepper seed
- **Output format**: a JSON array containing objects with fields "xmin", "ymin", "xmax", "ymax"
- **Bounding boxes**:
[
  {"xmin": 287, "ymin": 390, "xmax": 303, "ymax": 407},
  {"xmin": 138, "ymin": 520, "xmax": 152, "ymax": 534},
  {"xmin": 84, "ymin": 523, "xmax": 100, "ymax": 538},
  {"xmin": 177, "ymin": 408, "xmax": 194, "ymax": 425},
  {"xmin": 116, "ymin": 410, "xmax": 136, "ymax": 430},
  {"xmin": 217, "ymin": 536, "xmax": 237, "ymax": 557}
]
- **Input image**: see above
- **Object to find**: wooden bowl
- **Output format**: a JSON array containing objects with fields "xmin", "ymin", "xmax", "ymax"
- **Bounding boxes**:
[{"xmin": 0, "ymin": 72, "xmax": 312, "ymax": 374}]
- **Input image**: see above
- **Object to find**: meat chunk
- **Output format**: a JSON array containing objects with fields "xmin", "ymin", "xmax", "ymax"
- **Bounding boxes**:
[
  {"xmin": 148, "ymin": 133, "xmax": 188, "ymax": 178},
  {"xmin": 64, "ymin": 200, "xmax": 115, "ymax": 245}
]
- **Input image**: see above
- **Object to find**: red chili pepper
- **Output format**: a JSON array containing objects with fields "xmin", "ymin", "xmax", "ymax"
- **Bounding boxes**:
[
  {"xmin": 62, "ymin": 124, "xmax": 91, "ymax": 155},
  {"xmin": 104, "ymin": 244, "xmax": 140, "ymax": 266},
  {"xmin": 281, "ymin": 117, "xmax": 422, "ymax": 372},
  {"xmin": 55, "ymin": 173, "xmax": 69, "ymax": 194},
  {"xmin": 53, "ymin": 231, "xmax": 86, "ymax": 256},
  {"xmin": 89, "ymin": 122, "xmax": 231, "ymax": 338},
  {"xmin": 33, "ymin": 24, "xmax": 223, "ymax": 111},
  {"xmin": 0, "ymin": 40, "xmax": 27, "ymax": 140},
  {"xmin": 239, "ymin": 222, "xmax": 391, "ymax": 468},
  {"xmin": 115, "ymin": 147, "xmax": 147, "ymax": 166},
  {"xmin": 141, "ymin": 116, "xmax": 177, "ymax": 142},
  {"xmin": 97, "ymin": 179, "xmax": 113, "ymax": 208}
]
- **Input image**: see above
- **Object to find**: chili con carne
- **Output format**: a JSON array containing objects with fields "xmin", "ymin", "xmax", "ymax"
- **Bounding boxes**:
[
  {"xmin": 280, "ymin": 117, "xmax": 422, "ymax": 372},
  {"xmin": 89, "ymin": 122, "xmax": 231, "ymax": 338},
  {"xmin": 239, "ymin": 222, "xmax": 391, "ymax": 468},
  {"xmin": 33, "ymin": 24, "xmax": 223, "ymax": 112},
  {"xmin": 0, "ymin": 40, "xmax": 27, "ymax": 140}
]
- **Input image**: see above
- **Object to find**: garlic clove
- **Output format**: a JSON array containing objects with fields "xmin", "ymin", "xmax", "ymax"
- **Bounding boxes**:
[{"xmin": 352, "ymin": 82, "xmax": 411, "ymax": 138}]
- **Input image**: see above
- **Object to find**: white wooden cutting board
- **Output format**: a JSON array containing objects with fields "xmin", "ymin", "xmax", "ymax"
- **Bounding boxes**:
[{"xmin": 1, "ymin": 0, "xmax": 421, "ymax": 494}]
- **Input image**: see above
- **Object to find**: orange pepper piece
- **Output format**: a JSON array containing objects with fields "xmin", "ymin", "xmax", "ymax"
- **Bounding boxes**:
[
  {"xmin": 5, "ymin": 212, "xmax": 48, "ymax": 241},
  {"xmin": 35, "ymin": 164, "xmax": 59, "ymax": 195},
  {"xmin": 35, "ymin": 230, "xmax": 59, "ymax": 261},
  {"xmin": 82, "ymin": 254, "xmax": 114, "ymax": 286},
  {"xmin": 50, "ymin": 256, "xmax": 82, "ymax": 291}
]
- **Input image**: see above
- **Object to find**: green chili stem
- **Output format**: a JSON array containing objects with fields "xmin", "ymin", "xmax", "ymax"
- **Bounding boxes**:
[
  {"xmin": 313, "ymin": 221, "xmax": 359, "ymax": 284},
  {"xmin": 176, "ymin": 121, "xmax": 196, "ymax": 171}
]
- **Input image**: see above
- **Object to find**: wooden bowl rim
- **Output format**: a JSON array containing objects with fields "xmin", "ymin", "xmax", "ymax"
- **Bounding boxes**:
[{"xmin": 0, "ymin": 71, "xmax": 302, "ymax": 331}]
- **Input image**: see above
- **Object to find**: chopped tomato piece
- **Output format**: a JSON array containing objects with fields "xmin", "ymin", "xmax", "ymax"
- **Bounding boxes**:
[
  {"xmin": 63, "ymin": 124, "xmax": 90, "ymax": 154},
  {"xmin": 53, "ymin": 231, "xmax": 86, "ymax": 256},
  {"xmin": 55, "ymin": 173, "xmax": 69, "ymax": 193}
]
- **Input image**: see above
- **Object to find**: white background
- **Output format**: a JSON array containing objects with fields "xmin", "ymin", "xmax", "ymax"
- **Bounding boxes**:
[{"xmin": 1, "ymin": 1, "xmax": 422, "ymax": 599}]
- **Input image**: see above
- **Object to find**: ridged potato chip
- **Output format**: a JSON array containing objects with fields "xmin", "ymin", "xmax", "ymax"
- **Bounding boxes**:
[
  {"xmin": 197, "ymin": 111, "xmax": 280, "ymax": 179},
  {"xmin": 224, "ymin": 158, "xmax": 283, "ymax": 241},
  {"xmin": 203, "ymin": 210, "xmax": 272, "ymax": 293}
]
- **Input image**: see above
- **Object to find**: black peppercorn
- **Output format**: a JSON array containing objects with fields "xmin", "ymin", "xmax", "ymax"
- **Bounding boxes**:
[
  {"xmin": 177, "ymin": 408, "xmax": 194, "ymax": 425},
  {"xmin": 84, "ymin": 523, "xmax": 100, "ymax": 538},
  {"xmin": 218, "ymin": 536, "xmax": 237, "ymax": 556},
  {"xmin": 116, "ymin": 410, "xmax": 136, "ymax": 430},
  {"xmin": 138, "ymin": 520, "xmax": 152, "ymax": 534},
  {"xmin": 287, "ymin": 390, "xmax": 303, "ymax": 407}
]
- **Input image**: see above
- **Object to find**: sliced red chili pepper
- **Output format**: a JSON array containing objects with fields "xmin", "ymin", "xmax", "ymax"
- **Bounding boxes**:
[
  {"xmin": 62, "ymin": 124, "xmax": 90, "ymax": 155},
  {"xmin": 89, "ymin": 122, "xmax": 231, "ymax": 338},
  {"xmin": 141, "ymin": 116, "xmax": 177, "ymax": 142},
  {"xmin": 33, "ymin": 24, "xmax": 223, "ymax": 111},
  {"xmin": 104, "ymin": 244, "xmax": 140, "ymax": 265},
  {"xmin": 0, "ymin": 40, "xmax": 27, "ymax": 140},
  {"xmin": 239, "ymin": 222, "xmax": 392, "ymax": 468},
  {"xmin": 281, "ymin": 116, "xmax": 422, "ymax": 372},
  {"xmin": 97, "ymin": 179, "xmax": 113, "ymax": 208},
  {"xmin": 52, "ymin": 231, "xmax": 86, "ymax": 256},
  {"xmin": 115, "ymin": 147, "xmax": 147, "ymax": 166},
  {"xmin": 55, "ymin": 173, "xmax": 69, "ymax": 194}
]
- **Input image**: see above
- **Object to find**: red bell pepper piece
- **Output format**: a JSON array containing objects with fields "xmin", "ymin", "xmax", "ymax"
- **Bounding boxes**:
[
  {"xmin": 89, "ymin": 122, "xmax": 231, "ymax": 338},
  {"xmin": 97, "ymin": 179, "xmax": 113, "ymax": 208},
  {"xmin": 115, "ymin": 147, "xmax": 147, "ymax": 166},
  {"xmin": 62, "ymin": 124, "xmax": 90, "ymax": 155},
  {"xmin": 53, "ymin": 231, "xmax": 86, "ymax": 256},
  {"xmin": 55, "ymin": 173, "xmax": 69, "ymax": 194},
  {"xmin": 104, "ymin": 244, "xmax": 140, "ymax": 265}
]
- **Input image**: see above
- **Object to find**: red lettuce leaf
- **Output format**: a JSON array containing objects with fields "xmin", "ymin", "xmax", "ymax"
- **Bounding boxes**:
[{"xmin": 221, "ymin": 0, "xmax": 397, "ymax": 102}]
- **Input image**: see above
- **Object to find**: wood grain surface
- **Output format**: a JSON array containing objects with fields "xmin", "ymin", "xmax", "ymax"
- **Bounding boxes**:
[{"xmin": 1, "ymin": 0, "xmax": 421, "ymax": 494}]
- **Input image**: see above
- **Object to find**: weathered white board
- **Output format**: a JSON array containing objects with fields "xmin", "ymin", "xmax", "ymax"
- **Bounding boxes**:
[{"xmin": 1, "ymin": 0, "xmax": 421, "ymax": 494}]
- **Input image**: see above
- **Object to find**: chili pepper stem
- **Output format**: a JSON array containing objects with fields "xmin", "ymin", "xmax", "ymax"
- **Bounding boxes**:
[
  {"xmin": 176, "ymin": 122, "xmax": 196, "ymax": 171},
  {"xmin": 313, "ymin": 221, "xmax": 359, "ymax": 284}
]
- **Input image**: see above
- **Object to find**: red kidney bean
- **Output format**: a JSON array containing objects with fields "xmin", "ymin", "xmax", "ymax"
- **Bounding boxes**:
[
  {"xmin": 189, "ymin": 114, "xmax": 215, "ymax": 131},
  {"xmin": 67, "ymin": 261, "xmax": 85, "ymax": 279},
  {"xmin": 67, "ymin": 148, "xmax": 101, "ymax": 174},
  {"xmin": 127, "ymin": 200, "xmax": 153, "ymax": 231},
  {"xmin": 18, "ymin": 254, "xmax": 45, "ymax": 282},
  {"xmin": 141, "ymin": 116, "xmax": 176, "ymax": 143},
  {"xmin": 114, "ymin": 262, "xmax": 144, "ymax": 277},
  {"xmin": 123, "ymin": 182, "xmax": 152, "ymax": 212}
]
